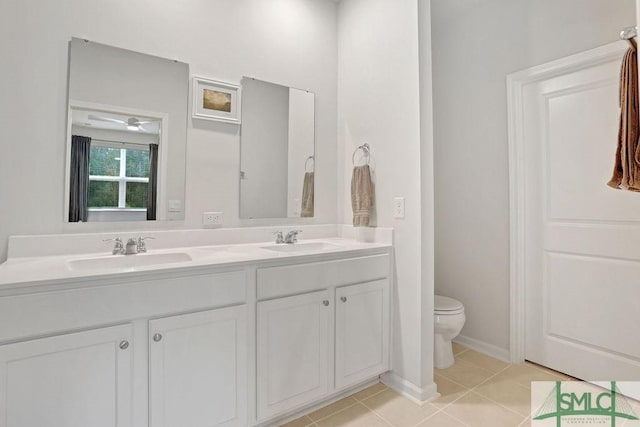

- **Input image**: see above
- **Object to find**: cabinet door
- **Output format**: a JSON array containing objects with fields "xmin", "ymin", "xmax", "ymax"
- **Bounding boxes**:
[
  {"xmin": 0, "ymin": 324, "xmax": 133, "ymax": 427},
  {"xmin": 257, "ymin": 290, "xmax": 331, "ymax": 421},
  {"xmin": 149, "ymin": 305, "xmax": 247, "ymax": 427},
  {"xmin": 335, "ymin": 280, "xmax": 389, "ymax": 390}
]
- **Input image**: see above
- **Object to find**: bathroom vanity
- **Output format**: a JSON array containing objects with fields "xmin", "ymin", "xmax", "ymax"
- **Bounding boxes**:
[{"xmin": 0, "ymin": 229, "xmax": 392, "ymax": 427}]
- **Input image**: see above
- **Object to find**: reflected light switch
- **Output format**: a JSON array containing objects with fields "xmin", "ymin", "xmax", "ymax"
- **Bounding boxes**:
[{"xmin": 168, "ymin": 200, "xmax": 182, "ymax": 212}]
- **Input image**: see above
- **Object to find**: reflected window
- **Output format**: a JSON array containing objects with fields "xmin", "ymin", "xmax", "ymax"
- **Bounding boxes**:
[{"xmin": 88, "ymin": 145, "xmax": 149, "ymax": 210}]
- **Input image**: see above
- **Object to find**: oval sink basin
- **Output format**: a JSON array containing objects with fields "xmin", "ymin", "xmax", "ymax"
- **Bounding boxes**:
[
  {"xmin": 261, "ymin": 242, "xmax": 342, "ymax": 253},
  {"xmin": 67, "ymin": 252, "xmax": 192, "ymax": 272}
]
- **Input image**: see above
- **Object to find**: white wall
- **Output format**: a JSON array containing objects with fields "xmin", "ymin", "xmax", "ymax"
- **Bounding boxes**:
[
  {"xmin": 338, "ymin": 0, "xmax": 436, "ymax": 398},
  {"xmin": 0, "ymin": 0, "xmax": 337, "ymax": 262},
  {"xmin": 431, "ymin": 0, "xmax": 636, "ymax": 354}
]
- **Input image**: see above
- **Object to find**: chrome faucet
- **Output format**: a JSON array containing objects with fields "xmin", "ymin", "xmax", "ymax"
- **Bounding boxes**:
[
  {"xmin": 125, "ymin": 238, "xmax": 139, "ymax": 255},
  {"xmin": 137, "ymin": 236, "xmax": 155, "ymax": 253},
  {"xmin": 274, "ymin": 231, "xmax": 285, "ymax": 244},
  {"xmin": 104, "ymin": 236, "xmax": 155, "ymax": 255},
  {"xmin": 104, "ymin": 238, "xmax": 125, "ymax": 255},
  {"xmin": 284, "ymin": 230, "xmax": 302, "ymax": 244}
]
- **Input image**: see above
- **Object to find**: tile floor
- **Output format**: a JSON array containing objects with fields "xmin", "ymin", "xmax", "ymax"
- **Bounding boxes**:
[{"xmin": 280, "ymin": 343, "xmax": 590, "ymax": 427}]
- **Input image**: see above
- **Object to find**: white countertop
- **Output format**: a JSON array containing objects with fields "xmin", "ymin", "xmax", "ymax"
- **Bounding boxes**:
[{"xmin": 0, "ymin": 237, "xmax": 391, "ymax": 288}]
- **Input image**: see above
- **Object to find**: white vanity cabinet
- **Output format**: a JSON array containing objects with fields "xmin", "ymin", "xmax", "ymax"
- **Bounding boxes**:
[
  {"xmin": 0, "ymin": 324, "xmax": 133, "ymax": 427},
  {"xmin": 0, "ymin": 239, "xmax": 393, "ymax": 427},
  {"xmin": 256, "ymin": 290, "xmax": 331, "ymax": 421},
  {"xmin": 255, "ymin": 254, "xmax": 391, "ymax": 423},
  {"xmin": 0, "ymin": 269, "xmax": 247, "ymax": 427},
  {"xmin": 149, "ymin": 305, "xmax": 247, "ymax": 427}
]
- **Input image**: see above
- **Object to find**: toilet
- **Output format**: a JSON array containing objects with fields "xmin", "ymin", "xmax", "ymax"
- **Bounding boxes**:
[{"xmin": 434, "ymin": 295, "xmax": 466, "ymax": 369}]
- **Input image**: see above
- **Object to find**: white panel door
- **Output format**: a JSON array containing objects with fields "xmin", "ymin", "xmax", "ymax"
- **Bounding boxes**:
[
  {"xmin": 256, "ymin": 290, "xmax": 331, "ymax": 421},
  {"xmin": 335, "ymin": 280, "xmax": 389, "ymax": 390},
  {"xmin": 520, "ymin": 43, "xmax": 640, "ymax": 380},
  {"xmin": 0, "ymin": 324, "xmax": 133, "ymax": 427},
  {"xmin": 149, "ymin": 305, "xmax": 247, "ymax": 427}
]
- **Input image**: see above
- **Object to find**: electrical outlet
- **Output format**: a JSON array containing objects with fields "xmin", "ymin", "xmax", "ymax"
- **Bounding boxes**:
[
  {"xmin": 202, "ymin": 212, "xmax": 223, "ymax": 227},
  {"xmin": 393, "ymin": 197, "xmax": 405, "ymax": 219}
]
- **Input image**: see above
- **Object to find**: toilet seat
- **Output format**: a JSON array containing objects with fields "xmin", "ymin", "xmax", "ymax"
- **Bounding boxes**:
[{"xmin": 434, "ymin": 295, "xmax": 464, "ymax": 315}]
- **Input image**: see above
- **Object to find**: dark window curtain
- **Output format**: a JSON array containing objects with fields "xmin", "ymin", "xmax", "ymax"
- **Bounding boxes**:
[
  {"xmin": 69, "ymin": 135, "xmax": 92, "ymax": 222},
  {"xmin": 147, "ymin": 143, "xmax": 159, "ymax": 220}
]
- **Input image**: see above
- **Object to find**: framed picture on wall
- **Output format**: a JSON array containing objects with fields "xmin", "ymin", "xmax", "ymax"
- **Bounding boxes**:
[{"xmin": 192, "ymin": 77, "xmax": 241, "ymax": 124}]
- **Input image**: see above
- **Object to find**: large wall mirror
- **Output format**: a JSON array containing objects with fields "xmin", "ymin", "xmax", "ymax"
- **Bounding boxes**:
[
  {"xmin": 239, "ymin": 77, "xmax": 315, "ymax": 219},
  {"xmin": 65, "ymin": 38, "xmax": 188, "ymax": 222}
]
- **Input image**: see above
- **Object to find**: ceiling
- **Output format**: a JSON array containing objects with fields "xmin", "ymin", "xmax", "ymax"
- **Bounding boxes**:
[{"xmin": 71, "ymin": 109, "xmax": 161, "ymax": 135}]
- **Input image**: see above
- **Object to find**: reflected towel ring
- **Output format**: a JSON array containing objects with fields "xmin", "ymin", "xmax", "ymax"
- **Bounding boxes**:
[
  {"xmin": 352, "ymin": 143, "xmax": 371, "ymax": 166},
  {"xmin": 305, "ymin": 155, "xmax": 314, "ymax": 172},
  {"xmin": 620, "ymin": 26, "xmax": 638, "ymax": 48}
]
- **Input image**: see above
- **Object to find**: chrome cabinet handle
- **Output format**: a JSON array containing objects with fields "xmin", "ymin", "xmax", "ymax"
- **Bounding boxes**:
[
  {"xmin": 119, "ymin": 340, "xmax": 129, "ymax": 350},
  {"xmin": 341, "ymin": 296, "xmax": 347, "ymax": 303},
  {"xmin": 323, "ymin": 300, "xmax": 329, "ymax": 306},
  {"xmin": 153, "ymin": 333, "xmax": 163, "ymax": 342}
]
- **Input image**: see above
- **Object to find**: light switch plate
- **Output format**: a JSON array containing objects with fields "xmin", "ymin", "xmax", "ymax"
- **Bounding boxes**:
[
  {"xmin": 393, "ymin": 197, "xmax": 405, "ymax": 219},
  {"xmin": 168, "ymin": 200, "xmax": 182, "ymax": 212}
]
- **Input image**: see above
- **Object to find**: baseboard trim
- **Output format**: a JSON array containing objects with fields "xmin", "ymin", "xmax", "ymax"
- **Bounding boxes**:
[
  {"xmin": 454, "ymin": 334, "xmax": 510, "ymax": 363},
  {"xmin": 380, "ymin": 372, "xmax": 439, "ymax": 404}
]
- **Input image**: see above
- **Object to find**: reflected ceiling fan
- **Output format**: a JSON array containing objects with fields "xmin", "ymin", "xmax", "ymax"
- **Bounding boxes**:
[{"xmin": 88, "ymin": 114, "xmax": 154, "ymax": 132}]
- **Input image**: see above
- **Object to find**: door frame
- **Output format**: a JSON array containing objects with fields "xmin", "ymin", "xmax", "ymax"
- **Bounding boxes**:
[{"xmin": 506, "ymin": 41, "xmax": 628, "ymax": 364}]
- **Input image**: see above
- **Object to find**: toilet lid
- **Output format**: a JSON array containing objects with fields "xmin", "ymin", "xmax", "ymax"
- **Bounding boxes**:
[{"xmin": 434, "ymin": 295, "xmax": 464, "ymax": 313}]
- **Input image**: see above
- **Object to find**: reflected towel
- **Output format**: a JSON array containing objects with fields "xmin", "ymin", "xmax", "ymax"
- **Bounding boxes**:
[
  {"xmin": 608, "ymin": 42, "xmax": 640, "ymax": 191},
  {"xmin": 351, "ymin": 165, "xmax": 375, "ymax": 227},
  {"xmin": 301, "ymin": 172, "xmax": 314, "ymax": 217}
]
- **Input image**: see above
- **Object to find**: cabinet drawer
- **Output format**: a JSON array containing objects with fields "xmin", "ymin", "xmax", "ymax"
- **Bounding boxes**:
[
  {"xmin": 257, "ymin": 254, "xmax": 389, "ymax": 300},
  {"xmin": 0, "ymin": 270, "xmax": 246, "ymax": 343}
]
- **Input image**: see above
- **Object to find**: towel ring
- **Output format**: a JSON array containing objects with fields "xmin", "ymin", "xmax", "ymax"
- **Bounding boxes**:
[
  {"xmin": 352, "ymin": 143, "xmax": 371, "ymax": 166},
  {"xmin": 305, "ymin": 155, "xmax": 314, "ymax": 172}
]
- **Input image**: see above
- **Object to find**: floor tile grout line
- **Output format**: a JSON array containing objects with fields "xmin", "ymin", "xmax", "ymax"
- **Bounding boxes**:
[
  {"xmin": 352, "ymin": 386, "xmax": 389, "ymax": 403},
  {"xmin": 351, "ymin": 400, "xmax": 395, "ymax": 427},
  {"xmin": 434, "ymin": 367, "xmax": 496, "ymax": 391},
  {"xmin": 360, "ymin": 393, "xmax": 443, "ymax": 427},
  {"xmin": 430, "ymin": 387, "xmax": 474, "ymax": 411},
  {"xmin": 369, "ymin": 409, "xmax": 395, "ymax": 427},
  {"xmin": 469, "ymin": 361, "xmax": 513, "ymax": 388},
  {"xmin": 308, "ymin": 400, "xmax": 360, "ymax": 423},
  {"xmin": 434, "ymin": 357, "xmax": 499, "ymax": 386},
  {"xmin": 453, "ymin": 346, "xmax": 469, "ymax": 356},
  {"xmin": 361, "ymin": 399, "xmax": 428, "ymax": 427},
  {"xmin": 410, "ymin": 408, "xmax": 444, "ymax": 427},
  {"xmin": 432, "ymin": 370, "xmax": 477, "ymax": 410},
  {"xmin": 465, "ymin": 362, "xmax": 532, "ymax": 420},
  {"xmin": 518, "ymin": 416, "xmax": 531, "ymax": 427},
  {"xmin": 465, "ymin": 389, "xmax": 528, "ymax": 420},
  {"xmin": 305, "ymin": 384, "xmax": 390, "ymax": 425},
  {"xmin": 412, "ymin": 408, "xmax": 446, "ymax": 427},
  {"xmin": 433, "ymin": 355, "xmax": 527, "ymax": 416},
  {"xmin": 440, "ymin": 408, "xmax": 473, "ymax": 427},
  {"xmin": 300, "ymin": 347, "xmax": 582, "ymax": 427},
  {"xmin": 455, "ymin": 352, "xmax": 511, "ymax": 373}
]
